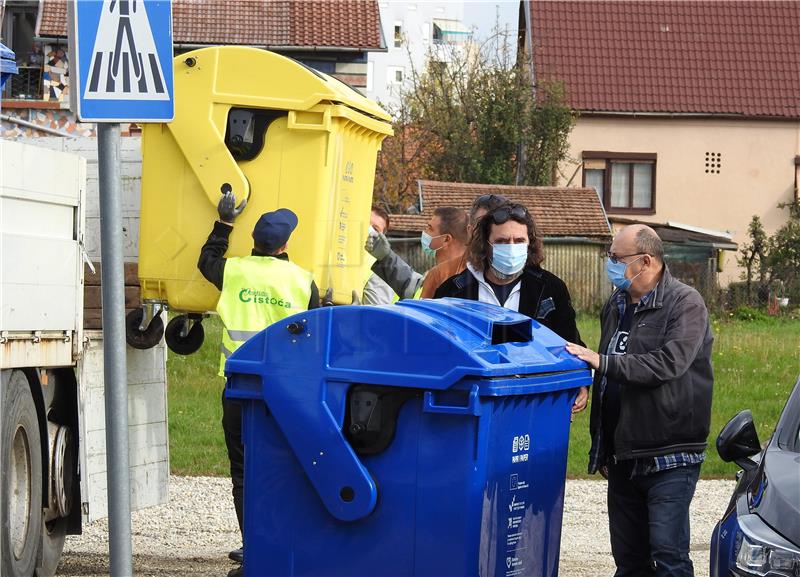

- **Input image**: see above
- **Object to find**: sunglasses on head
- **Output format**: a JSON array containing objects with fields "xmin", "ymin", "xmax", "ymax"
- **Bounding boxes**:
[
  {"xmin": 489, "ymin": 204, "xmax": 528, "ymax": 224},
  {"xmin": 474, "ymin": 193, "xmax": 508, "ymax": 207}
]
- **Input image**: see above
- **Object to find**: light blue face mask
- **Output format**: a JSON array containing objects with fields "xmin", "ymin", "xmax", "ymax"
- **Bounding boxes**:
[
  {"xmin": 491, "ymin": 243, "xmax": 528, "ymax": 276},
  {"xmin": 421, "ymin": 232, "xmax": 445, "ymax": 258},
  {"xmin": 605, "ymin": 255, "xmax": 644, "ymax": 291}
]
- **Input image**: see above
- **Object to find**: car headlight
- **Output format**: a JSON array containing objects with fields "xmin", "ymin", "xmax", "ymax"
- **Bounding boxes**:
[{"xmin": 735, "ymin": 514, "xmax": 800, "ymax": 576}]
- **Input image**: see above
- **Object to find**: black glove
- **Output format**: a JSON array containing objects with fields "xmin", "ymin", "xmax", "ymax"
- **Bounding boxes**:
[{"xmin": 217, "ymin": 188, "xmax": 247, "ymax": 224}]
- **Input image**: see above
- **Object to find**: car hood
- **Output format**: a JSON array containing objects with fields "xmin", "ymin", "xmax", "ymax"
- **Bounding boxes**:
[{"xmin": 755, "ymin": 449, "xmax": 800, "ymax": 548}]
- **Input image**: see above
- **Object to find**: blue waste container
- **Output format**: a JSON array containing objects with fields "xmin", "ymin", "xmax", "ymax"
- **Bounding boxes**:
[
  {"xmin": 226, "ymin": 298, "xmax": 591, "ymax": 577},
  {"xmin": 1, "ymin": 43, "xmax": 18, "ymax": 93}
]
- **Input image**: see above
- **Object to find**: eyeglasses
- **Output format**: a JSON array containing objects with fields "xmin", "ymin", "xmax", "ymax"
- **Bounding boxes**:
[
  {"xmin": 490, "ymin": 204, "xmax": 528, "ymax": 224},
  {"xmin": 606, "ymin": 251, "xmax": 646, "ymax": 264}
]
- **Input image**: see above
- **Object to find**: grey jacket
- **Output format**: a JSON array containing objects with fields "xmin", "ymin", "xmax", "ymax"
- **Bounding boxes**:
[
  {"xmin": 589, "ymin": 267, "xmax": 714, "ymax": 464},
  {"xmin": 370, "ymin": 250, "xmax": 423, "ymax": 300},
  {"xmin": 362, "ymin": 273, "xmax": 397, "ymax": 305}
]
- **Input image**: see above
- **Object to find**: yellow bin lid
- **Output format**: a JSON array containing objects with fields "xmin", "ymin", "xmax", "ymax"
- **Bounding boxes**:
[
  {"xmin": 176, "ymin": 46, "xmax": 392, "ymax": 124},
  {"xmin": 165, "ymin": 46, "xmax": 392, "ymax": 209}
]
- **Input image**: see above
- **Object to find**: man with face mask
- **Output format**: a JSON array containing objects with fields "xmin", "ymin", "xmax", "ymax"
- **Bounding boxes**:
[
  {"xmin": 434, "ymin": 202, "xmax": 588, "ymax": 415},
  {"xmin": 417, "ymin": 207, "xmax": 469, "ymax": 297},
  {"xmin": 566, "ymin": 224, "xmax": 713, "ymax": 577},
  {"xmin": 365, "ymin": 206, "xmax": 470, "ymax": 299}
]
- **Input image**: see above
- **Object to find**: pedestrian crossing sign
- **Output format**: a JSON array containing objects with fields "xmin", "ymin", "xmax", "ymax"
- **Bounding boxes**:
[{"xmin": 68, "ymin": 0, "xmax": 173, "ymax": 122}]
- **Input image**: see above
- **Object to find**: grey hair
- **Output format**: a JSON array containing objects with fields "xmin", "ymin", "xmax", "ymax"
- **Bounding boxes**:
[{"xmin": 635, "ymin": 228, "xmax": 664, "ymax": 261}]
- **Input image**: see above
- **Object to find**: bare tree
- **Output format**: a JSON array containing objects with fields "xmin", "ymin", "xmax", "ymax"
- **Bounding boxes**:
[{"xmin": 374, "ymin": 30, "xmax": 575, "ymax": 211}]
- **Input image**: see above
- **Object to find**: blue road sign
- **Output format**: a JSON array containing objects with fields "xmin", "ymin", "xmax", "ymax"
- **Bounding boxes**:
[{"xmin": 68, "ymin": 0, "xmax": 173, "ymax": 122}]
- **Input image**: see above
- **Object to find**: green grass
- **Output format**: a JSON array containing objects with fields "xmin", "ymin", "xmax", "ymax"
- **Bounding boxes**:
[
  {"xmin": 167, "ymin": 313, "xmax": 800, "ymax": 478},
  {"xmin": 167, "ymin": 315, "xmax": 229, "ymax": 476},
  {"xmin": 567, "ymin": 313, "xmax": 800, "ymax": 478}
]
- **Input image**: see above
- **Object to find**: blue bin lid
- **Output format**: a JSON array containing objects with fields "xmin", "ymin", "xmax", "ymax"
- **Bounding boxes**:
[
  {"xmin": 225, "ymin": 299, "xmax": 591, "ymax": 523},
  {"xmin": 0, "ymin": 42, "xmax": 18, "ymax": 92},
  {"xmin": 226, "ymin": 298, "xmax": 588, "ymax": 394}
]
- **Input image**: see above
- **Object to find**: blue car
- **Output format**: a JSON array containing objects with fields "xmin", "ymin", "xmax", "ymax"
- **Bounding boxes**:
[{"xmin": 710, "ymin": 377, "xmax": 800, "ymax": 576}]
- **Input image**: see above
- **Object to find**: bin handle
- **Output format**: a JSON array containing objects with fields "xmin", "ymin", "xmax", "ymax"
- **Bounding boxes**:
[
  {"xmin": 423, "ymin": 385, "xmax": 481, "ymax": 416},
  {"xmin": 287, "ymin": 108, "xmax": 332, "ymax": 131},
  {"xmin": 165, "ymin": 62, "xmax": 251, "ymax": 209},
  {"xmin": 234, "ymin": 373, "xmax": 379, "ymax": 523}
]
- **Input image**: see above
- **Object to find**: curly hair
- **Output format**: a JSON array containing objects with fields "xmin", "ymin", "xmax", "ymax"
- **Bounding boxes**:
[{"xmin": 468, "ymin": 203, "xmax": 545, "ymax": 272}]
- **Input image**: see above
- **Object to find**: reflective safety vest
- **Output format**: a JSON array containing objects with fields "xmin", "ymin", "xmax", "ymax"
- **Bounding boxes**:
[{"xmin": 216, "ymin": 255, "xmax": 313, "ymax": 375}]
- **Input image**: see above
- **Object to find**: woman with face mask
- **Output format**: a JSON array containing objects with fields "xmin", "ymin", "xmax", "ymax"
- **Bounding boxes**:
[{"xmin": 434, "ymin": 202, "xmax": 588, "ymax": 414}]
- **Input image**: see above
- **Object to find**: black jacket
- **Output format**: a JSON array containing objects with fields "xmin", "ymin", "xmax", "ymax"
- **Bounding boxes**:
[
  {"xmin": 433, "ymin": 264, "xmax": 583, "ymax": 345},
  {"xmin": 197, "ymin": 221, "xmax": 320, "ymax": 310},
  {"xmin": 589, "ymin": 267, "xmax": 713, "ymax": 467}
]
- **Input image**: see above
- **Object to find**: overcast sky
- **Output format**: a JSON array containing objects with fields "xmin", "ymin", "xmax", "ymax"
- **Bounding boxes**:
[{"xmin": 463, "ymin": 0, "xmax": 520, "ymax": 40}]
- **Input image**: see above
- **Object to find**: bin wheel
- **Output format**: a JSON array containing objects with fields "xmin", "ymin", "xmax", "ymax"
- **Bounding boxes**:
[
  {"xmin": 125, "ymin": 308, "xmax": 164, "ymax": 349},
  {"xmin": 165, "ymin": 315, "xmax": 205, "ymax": 355}
]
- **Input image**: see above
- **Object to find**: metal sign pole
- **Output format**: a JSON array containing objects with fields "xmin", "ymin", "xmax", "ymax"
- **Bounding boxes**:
[
  {"xmin": 97, "ymin": 122, "xmax": 133, "ymax": 577},
  {"xmin": 69, "ymin": 2, "xmax": 173, "ymax": 571}
]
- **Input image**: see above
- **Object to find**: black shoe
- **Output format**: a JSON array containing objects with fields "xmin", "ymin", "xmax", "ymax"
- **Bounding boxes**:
[
  {"xmin": 228, "ymin": 547, "xmax": 243, "ymax": 564},
  {"xmin": 227, "ymin": 566, "xmax": 243, "ymax": 577}
]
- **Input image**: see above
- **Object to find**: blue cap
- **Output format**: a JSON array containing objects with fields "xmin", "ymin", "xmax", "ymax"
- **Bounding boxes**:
[{"xmin": 252, "ymin": 208, "xmax": 298, "ymax": 252}]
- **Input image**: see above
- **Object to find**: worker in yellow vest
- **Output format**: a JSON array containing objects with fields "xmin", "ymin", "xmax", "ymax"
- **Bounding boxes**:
[{"xmin": 198, "ymin": 190, "xmax": 318, "ymax": 577}]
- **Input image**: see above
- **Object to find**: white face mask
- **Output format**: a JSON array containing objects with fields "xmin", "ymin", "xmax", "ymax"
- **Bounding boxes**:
[{"xmin": 490, "ymin": 243, "xmax": 529, "ymax": 276}]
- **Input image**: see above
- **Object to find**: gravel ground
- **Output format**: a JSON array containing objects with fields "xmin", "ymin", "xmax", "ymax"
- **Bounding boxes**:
[
  {"xmin": 59, "ymin": 476, "xmax": 736, "ymax": 577},
  {"xmin": 559, "ymin": 479, "xmax": 736, "ymax": 576}
]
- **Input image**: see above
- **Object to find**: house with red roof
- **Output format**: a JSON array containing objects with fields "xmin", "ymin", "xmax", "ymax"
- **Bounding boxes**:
[
  {"xmin": 519, "ymin": 0, "xmax": 800, "ymax": 284},
  {"xmin": 1, "ymin": 0, "xmax": 385, "ymax": 137}
]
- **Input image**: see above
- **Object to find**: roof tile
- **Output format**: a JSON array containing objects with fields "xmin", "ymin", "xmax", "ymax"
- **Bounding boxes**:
[
  {"xmin": 530, "ymin": 0, "xmax": 800, "ymax": 118},
  {"xmin": 390, "ymin": 180, "xmax": 611, "ymax": 239},
  {"xmin": 38, "ymin": 0, "xmax": 383, "ymax": 50}
]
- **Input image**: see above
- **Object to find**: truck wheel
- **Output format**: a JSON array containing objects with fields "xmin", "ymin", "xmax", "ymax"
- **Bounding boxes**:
[
  {"xmin": 38, "ymin": 423, "xmax": 73, "ymax": 577},
  {"xmin": 1, "ymin": 370, "xmax": 43, "ymax": 577},
  {"xmin": 165, "ymin": 315, "xmax": 205, "ymax": 355},
  {"xmin": 36, "ymin": 518, "xmax": 67, "ymax": 577},
  {"xmin": 125, "ymin": 308, "xmax": 164, "ymax": 349}
]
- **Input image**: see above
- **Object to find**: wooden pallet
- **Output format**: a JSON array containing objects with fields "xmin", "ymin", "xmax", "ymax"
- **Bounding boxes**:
[{"xmin": 83, "ymin": 262, "xmax": 141, "ymax": 330}]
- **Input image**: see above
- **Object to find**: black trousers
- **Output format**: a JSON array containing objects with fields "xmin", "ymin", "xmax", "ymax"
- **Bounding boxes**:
[{"xmin": 222, "ymin": 391, "xmax": 244, "ymax": 536}]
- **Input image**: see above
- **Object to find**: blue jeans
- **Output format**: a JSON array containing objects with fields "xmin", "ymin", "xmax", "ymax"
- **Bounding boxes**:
[{"xmin": 607, "ymin": 461, "xmax": 700, "ymax": 577}]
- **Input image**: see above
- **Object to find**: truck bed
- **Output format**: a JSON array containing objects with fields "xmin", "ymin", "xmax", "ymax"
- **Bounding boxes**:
[{"xmin": 0, "ymin": 139, "xmax": 84, "ymax": 368}]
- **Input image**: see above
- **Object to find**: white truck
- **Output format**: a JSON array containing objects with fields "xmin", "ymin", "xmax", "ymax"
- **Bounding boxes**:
[{"xmin": 0, "ymin": 137, "xmax": 169, "ymax": 577}]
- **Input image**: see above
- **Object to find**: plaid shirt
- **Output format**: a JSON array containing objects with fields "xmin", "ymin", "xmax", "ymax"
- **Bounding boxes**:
[{"xmin": 589, "ymin": 288, "xmax": 705, "ymax": 476}]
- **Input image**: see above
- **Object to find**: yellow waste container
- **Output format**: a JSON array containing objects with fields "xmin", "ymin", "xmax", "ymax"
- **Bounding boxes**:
[{"xmin": 135, "ymin": 46, "xmax": 393, "ymax": 350}]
